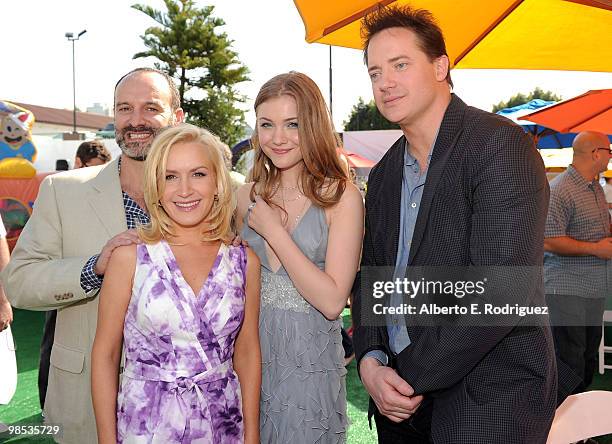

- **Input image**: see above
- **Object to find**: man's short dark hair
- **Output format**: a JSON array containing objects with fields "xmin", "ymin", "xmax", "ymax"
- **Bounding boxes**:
[
  {"xmin": 76, "ymin": 140, "xmax": 111, "ymax": 165},
  {"xmin": 114, "ymin": 67, "xmax": 181, "ymax": 111},
  {"xmin": 362, "ymin": 5, "xmax": 453, "ymax": 88}
]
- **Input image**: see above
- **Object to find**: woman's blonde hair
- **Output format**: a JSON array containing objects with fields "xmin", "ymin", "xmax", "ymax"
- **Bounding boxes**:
[
  {"xmin": 138, "ymin": 123, "xmax": 235, "ymax": 244},
  {"xmin": 250, "ymin": 72, "xmax": 347, "ymax": 207}
]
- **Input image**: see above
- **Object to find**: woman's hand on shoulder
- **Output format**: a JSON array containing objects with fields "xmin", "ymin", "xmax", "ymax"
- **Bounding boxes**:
[
  {"xmin": 105, "ymin": 243, "xmax": 138, "ymax": 276},
  {"xmin": 94, "ymin": 229, "xmax": 141, "ymax": 275}
]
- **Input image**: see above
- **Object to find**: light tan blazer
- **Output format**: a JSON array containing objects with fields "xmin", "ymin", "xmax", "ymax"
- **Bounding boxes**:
[{"xmin": 2, "ymin": 158, "xmax": 126, "ymax": 444}]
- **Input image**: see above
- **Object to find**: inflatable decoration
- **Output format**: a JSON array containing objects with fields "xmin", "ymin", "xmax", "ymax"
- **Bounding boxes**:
[
  {"xmin": 0, "ymin": 101, "xmax": 38, "ymax": 178},
  {"xmin": 0, "ymin": 101, "xmax": 46, "ymax": 250},
  {"xmin": 0, "ymin": 172, "xmax": 51, "ymax": 251}
]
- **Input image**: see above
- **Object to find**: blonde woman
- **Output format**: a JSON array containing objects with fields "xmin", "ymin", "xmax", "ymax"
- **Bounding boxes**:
[
  {"xmin": 92, "ymin": 124, "xmax": 261, "ymax": 443},
  {"xmin": 236, "ymin": 72, "xmax": 364, "ymax": 443}
]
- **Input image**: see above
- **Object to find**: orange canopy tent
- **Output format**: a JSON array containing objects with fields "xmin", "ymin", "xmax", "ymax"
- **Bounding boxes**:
[
  {"xmin": 293, "ymin": 0, "xmax": 612, "ymax": 71},
  {"xmin": 519, "ymin": 89, "xmax": 612, "ymax": 135}
]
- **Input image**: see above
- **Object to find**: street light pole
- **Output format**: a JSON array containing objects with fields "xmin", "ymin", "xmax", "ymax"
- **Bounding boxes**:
[
  {"xmin": 71, "ymin": 37, "xmax": 76, "ymax": 134},
  {"xmin": 65, "ymin": 29, "xmax": 87, "ymax": 135}
]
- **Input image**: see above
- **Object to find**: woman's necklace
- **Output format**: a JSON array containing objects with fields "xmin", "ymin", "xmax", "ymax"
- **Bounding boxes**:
[
  {"xmin": 274, "ymin": 184, "xmax": 302, "ymax": 202},
  {"xmin": 280, "ymin": 185, "xmax": 302, "ymax": 203},
  {"xmin": 291, "ymin": 198, "xmax": 309, "ymax": 231},
  {"xmin": 280, "ymin": 185, "xmax": 308, "ymax": 231}
]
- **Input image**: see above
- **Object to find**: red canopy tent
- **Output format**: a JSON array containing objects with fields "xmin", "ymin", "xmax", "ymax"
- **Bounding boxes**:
[{"xmin": 519, "ymin": 89, "xmax": 612, "ymax": 135}]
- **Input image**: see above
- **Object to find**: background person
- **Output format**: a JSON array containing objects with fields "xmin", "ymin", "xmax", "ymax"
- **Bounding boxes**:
[
  {"xmin": 92, "ymin": 124, "xmax": 261, "ymax": 443},
  {"xmin": 544, "ymin": 131, "xmax": 612, "ymax": 394},
  {"xmin": 220, "ymin": 139, "xmax": 246, "ymax": 191},
  {"xmin": 74, "ymin": 140, "xmax": 112, "ymax": 168},
  {"xmin": 236, "ymin": 71, "xmax": 364, "ymax": 442}
]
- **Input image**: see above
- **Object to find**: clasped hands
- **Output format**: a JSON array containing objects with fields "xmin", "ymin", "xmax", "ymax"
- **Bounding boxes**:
[{"xmin": 360, "ymin": 357, "xmax": 423, "ymax": 423}]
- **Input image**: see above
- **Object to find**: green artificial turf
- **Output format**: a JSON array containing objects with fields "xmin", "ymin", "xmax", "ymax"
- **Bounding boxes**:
[
  {"xmin": 1, "ymin": 308, "xmax": 611, "ymax": 444},
  {"xmin": 342, "ymin": 310, "xmax": 378, "ymax": 443},
  {"xmin": 0, "ymin": 310, "xmax": 53, "ymax": 444}
]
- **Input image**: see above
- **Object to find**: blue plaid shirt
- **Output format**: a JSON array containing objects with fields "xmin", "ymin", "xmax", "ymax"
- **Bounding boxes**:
[{"xmin": 79, "ymin": 161, "xmax": 149, "ymax": 292}]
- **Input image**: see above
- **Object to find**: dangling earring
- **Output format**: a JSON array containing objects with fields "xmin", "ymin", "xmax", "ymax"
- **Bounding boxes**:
[{"xmin": 213, "ymin": 194, "xmax": 219, "ymax": 204}]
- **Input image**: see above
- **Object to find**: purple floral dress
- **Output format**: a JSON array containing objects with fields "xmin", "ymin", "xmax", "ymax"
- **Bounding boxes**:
[{"xmin": 116, "ymin": 241, "xmax": 247, "ymax": 443}]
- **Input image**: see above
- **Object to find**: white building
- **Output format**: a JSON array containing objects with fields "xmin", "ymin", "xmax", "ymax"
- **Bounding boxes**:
[{"xmin": 86, "ymin": 102, "xmax": 110, "ymax": 116}]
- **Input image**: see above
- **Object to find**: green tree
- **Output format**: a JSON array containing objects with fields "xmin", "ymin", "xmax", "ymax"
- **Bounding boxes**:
[
  {"xmin": 132, "ymin": 0, "xmax": 249, "ymax": 145},
  {"xmin": 185, "ymin": 88, "xmax": 246, "ymax": 148},
  {"xmin": 343, "ymin": 98, "xmax": 400, "ymax": 131},
  {"xmin": 491, "ymin": 87, "xmax": 562, "ymax": 113}
]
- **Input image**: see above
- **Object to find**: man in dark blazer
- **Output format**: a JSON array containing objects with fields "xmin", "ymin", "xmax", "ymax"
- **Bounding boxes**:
[{"xmin": 352, "ymin": 5, "xmax": 559, "ymax": 443}]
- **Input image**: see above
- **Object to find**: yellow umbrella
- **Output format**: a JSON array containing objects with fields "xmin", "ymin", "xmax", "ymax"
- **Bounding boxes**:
[{"xmin": 294, "ymin": 0, "xmax": 612, "ymax": 72}]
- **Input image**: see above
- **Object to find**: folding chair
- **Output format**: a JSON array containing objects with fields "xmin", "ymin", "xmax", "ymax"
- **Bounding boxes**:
[{"xmin": 599, "ymin": 310, "xmax": 612, "ymax": 374}]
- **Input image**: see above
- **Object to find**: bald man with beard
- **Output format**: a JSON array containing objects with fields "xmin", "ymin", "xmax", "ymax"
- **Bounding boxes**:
[{"xmin": 544, "ymin": 131, "xmax": 612, "ymax": 396}]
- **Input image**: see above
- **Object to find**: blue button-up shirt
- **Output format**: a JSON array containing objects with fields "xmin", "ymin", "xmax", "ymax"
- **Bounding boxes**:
[
  {"xmin": 365, "ymin": 138, "xmax": 434, "ymax": 365},
  {"xmin": 386, "ymin": 146, "xmax": 431, "ymax": 354}
]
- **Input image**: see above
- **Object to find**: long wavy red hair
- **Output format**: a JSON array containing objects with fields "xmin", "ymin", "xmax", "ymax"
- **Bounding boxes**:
[{"xmin": 250, "ymin": 72, "xmax": 347, "ymax": 207}]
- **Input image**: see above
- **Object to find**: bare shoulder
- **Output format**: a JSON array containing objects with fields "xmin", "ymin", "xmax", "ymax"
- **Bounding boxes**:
[
  {"xmin": 341, "ymin": 182, "xmax": 364, "ymax": 205},
  {"xmin": 323, "ymin": 182, "xmax": 363, "ymax": 228},
  {"xmin": 108, "ymin": 243, "xmax": 138, "ymax": 269},
  {"xmin": 333, "ymin": 182, "xmax": 364, "ymax": 214}
]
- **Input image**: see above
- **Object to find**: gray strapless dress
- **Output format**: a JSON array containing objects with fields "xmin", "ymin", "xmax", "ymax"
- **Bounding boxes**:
[{"xmin": 242, "ymin": 204, "xmax": 347, "ymax": 443}]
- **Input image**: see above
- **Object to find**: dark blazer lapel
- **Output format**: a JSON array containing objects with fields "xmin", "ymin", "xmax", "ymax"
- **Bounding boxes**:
[
  {"xmin": 379, "ymin": 137, "xmax": 405, "ymax": 265},
  {"xmin": 408, "ymin": 95, "xmax": 466, "ymax": 264},
  {"xmin": 88, "ymin": 158, "xmax": 128, "ymax": 237}
]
